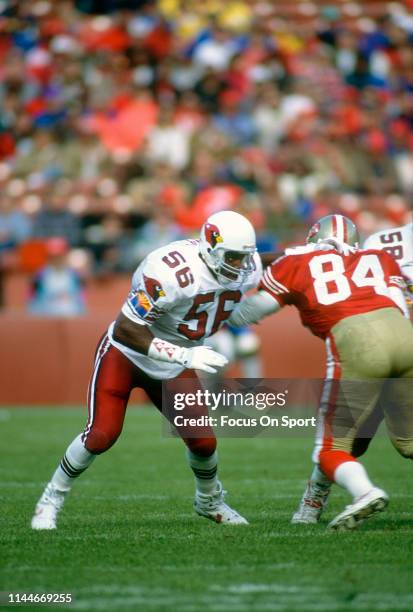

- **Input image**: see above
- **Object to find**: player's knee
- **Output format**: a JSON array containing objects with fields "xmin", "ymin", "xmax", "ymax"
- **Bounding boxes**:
[
  {"xmin": 187, "ymin": 436, "xmax": 217, "ymax": 457},
  {"xmin": 84, "ymin": 427, "xmax": 121, "ymax": 454},
  {"xmin": 351, "ymin": 438, "xmax": 372, "ymax": 458},
  {"xmin": 392, "ymin": 438, "xmax": 413, "ymax": 459}
]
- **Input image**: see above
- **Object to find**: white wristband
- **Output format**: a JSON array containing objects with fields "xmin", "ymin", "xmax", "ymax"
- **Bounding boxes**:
[{"xmin": 148, "ymin": 338, "xmax": 186, "ymax": 364}]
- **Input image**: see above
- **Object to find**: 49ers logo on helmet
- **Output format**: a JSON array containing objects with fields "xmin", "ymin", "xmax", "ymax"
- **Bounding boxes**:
[
  {"xmin": 204, "ymin": 223, "xmax": 223, "ymax": 249},
  {"xmin": 143, "ymin": 275, "xmax": 165, "ymax": 302},
  {"xmin": 307, "ymin": 222, "xmax": 320, "ymax": 241}
]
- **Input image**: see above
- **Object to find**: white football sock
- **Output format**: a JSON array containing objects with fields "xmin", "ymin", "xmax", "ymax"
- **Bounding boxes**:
[
  {"xmin": 311, "ymin": 464, "xmax": 332, "ymax": 488},
  {"xmin": 334, "ymin": 461, "xmax": 374, "ymax": 500},
  {"xmin": 187, "ymin": 449, "xmax": 218, "ymax": 495},
  {"xmin": 51, "ymin": 434, "xmax": 95, "ymax": 492}
]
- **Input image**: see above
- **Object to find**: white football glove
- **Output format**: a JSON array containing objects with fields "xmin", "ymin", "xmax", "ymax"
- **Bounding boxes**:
[
  {"xmin": 148, "ymin": 338, "xmax": 228, "ymax": 373},
  {"xmin": 177, "ymin": 346, "xmax": 228, "ymax": 374}
]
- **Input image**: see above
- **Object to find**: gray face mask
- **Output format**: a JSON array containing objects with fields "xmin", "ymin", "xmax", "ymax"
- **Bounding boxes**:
[{"xmin": 215, "ymin": 250, "xmax": 256, "ymax": 288}]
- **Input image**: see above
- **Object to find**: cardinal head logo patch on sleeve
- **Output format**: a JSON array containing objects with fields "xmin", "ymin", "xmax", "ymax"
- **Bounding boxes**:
[
  {"xmin": 128, "ymin": 276, "xmax": 165, "ymax": 319},
  {"xmin": 143, "ymin": 275, "xmax": 166, "ymax": 302}
]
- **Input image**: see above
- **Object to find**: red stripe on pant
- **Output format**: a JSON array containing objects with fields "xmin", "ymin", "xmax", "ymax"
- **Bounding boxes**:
[
  {"xmin": 83, "ymin": 334, "xmax": 111, "ymax": 441},
  {"xmin": 318, "ymin": 334, "xmax": 357, "ymax": 481},
  {"xmin": 321, "ymin": 334, "xmax": 342, "ymax": 454},
  {"xmin": 82, "ymin": 337, "xmax": 216, "ymax": 457}
]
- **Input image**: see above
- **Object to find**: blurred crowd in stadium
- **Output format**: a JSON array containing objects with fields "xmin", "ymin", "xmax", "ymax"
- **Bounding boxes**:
[{"xmin": 1, "ymin": 0, "xmax": 413, "ymax": 286}]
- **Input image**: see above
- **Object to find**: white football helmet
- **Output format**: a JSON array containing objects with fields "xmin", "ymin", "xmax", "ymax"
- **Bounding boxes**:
[{"xmin": 199, "ymin": 210, "xmax": 257, "ymax": 288}]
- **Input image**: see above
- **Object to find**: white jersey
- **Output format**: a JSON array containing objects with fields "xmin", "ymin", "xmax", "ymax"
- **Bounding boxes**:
[
  {"xmin": 108, "ymin": 239, "xmax": 262, "ymax": 379},
  {"xmin": 363, "ymin": 223, "xmax": 413, "ymax": 287}
]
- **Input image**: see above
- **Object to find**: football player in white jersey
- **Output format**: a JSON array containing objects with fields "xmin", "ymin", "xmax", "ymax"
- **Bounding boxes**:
[
  {"xmin": 291, "ymin": 221, "xmax": 413, "ymax": 525},
  {"xmin": 31, "ymin": 210, "xmax": 262, "ymax": 530}
]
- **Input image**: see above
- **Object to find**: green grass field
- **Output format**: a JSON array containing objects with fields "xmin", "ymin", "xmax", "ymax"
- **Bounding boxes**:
[{"xmin": 1, "ymin": 406, "xmax": 413, "ymax": 612}]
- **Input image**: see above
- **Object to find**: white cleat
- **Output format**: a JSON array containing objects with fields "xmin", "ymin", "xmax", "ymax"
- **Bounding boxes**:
[
  {"xmin": 194, "ymin": 481, "xmax": 248, "ymax": 525},
  {"xmin": 291, "ymin": 480, "xmax": 331, "ymax": 524},
  {"xmin": 31, "ymin": 483, "xmax": 67, "ymax": 530},
  {"xmin": 328, "ymin": 487, "xmax": 389, "ymax": 531}
]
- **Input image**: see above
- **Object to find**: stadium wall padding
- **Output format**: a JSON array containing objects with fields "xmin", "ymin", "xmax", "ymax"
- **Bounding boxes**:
[{"xmin": 0, "ymin": 310, "xmax": 325, "ymax": 405}]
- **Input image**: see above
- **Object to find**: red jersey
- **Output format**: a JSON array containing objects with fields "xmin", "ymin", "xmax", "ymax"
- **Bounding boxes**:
[{"xmin": 260, "ymin": 247, "xmax": 405, "ymax": 338}]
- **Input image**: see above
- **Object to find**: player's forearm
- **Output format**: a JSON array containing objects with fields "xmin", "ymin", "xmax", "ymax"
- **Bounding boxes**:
[
  {"xmin": 228, "ymin": 290, "xmax": 281, "ymax": 327},
  {"xmin": 113, "ymin": 313, "xmax": 186, "ymax": 363},
  {"xmin": 112, "ymin": 312, "xmax": 227, "ymax": 372},
  {"xmin": 113, "ymin": 312, "xmax": 155, "ymax": 354}
]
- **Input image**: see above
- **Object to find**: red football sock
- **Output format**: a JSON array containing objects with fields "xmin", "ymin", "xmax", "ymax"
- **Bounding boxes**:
[{"xmin": 319, "ymin": 450, "xmax": 356, "ymax": 482}]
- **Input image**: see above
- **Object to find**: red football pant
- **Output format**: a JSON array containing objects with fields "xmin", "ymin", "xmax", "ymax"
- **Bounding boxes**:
[{"xmin": 81, "ymin": 334, "xmax": 216, "ymax": 457}]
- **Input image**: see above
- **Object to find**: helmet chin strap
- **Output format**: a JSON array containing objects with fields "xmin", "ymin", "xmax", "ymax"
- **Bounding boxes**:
[
  {"xmin": 216, "ymin": 274, "xmax": 244, "ymax": 290},
  {"xmin": 199, "ymin": 251, "xmax": 219, "ymax": 279}
]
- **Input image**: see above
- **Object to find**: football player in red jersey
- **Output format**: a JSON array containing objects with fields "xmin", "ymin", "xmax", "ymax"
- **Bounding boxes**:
[
  {"xmin": 289, "ymin": 221, "xmax": 413, "ymax": 526},
  {"xmin": 31, "ymin": 210, "xmax": 262, "ymax": 530},
  {"xmin": 229, "ymin": 214, "xmax": 413, "ymax": 530}
]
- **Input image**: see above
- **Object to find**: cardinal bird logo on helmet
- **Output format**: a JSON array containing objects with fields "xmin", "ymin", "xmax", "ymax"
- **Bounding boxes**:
[
  {"xmin": 143, "ymin": 275, "xmax": 166, "ymax": 302},
  {"xmin": 204, "ymin": 223, "xmax": 223, "ymax": 249}
]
